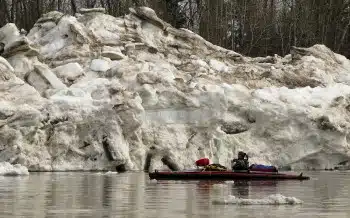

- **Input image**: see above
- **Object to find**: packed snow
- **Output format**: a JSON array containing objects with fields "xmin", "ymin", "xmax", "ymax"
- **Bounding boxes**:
[
  {"xmin": 0, "ymin": 6, "xmax": 350, "ymax": 171},
  {"xmin": 0, "ymin": 162, "xmax": 29, "ymax": 176},
  {"xmin": 212, "ymin": 194, "xmax": 303, "ymax": 205}
]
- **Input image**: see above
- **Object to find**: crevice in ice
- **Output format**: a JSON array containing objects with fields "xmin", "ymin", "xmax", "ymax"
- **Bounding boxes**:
[
  {"xmin": 185, "ymin": 132, "xmax": 197, "ymax": 148},
  {"xmin": 143, "ymin": 146, "xmax": 158, "ymax": 172},
  {"xmin": 79, "ymin": 141, "xmax": 91, "ymax": 149},
  {"xmin": 143, "ymin": 152, "xmax": 153, "ymax": 172},
  {"xmin": 315, "ymin": 116, "xmax": 338, "ymax": 131},
  {"xmin": 115, "ymin": 164, "xmax": 126, "ymax": 173},
  {"xmin": 49, "ymin": 116, "xmax": 69, "ymax": 125},
  {"xmin": 102, "ymin": 134, "xmax": 116, "ymax": 161},
  {"xmin": 0, "ymin": 42, "xmax": 4, "ymax": 55}
]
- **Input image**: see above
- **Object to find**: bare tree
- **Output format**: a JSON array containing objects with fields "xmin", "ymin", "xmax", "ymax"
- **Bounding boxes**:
[
  {"xmin": 2, "ymin": 0, "xmax": 350, "ymax": 58},
  {"xmin": 71, "ymin": 0, "xmax": 77, "ymax": 14}
]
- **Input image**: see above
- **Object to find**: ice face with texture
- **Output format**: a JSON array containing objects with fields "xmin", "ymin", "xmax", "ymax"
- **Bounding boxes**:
[{"xmin": 0, "ymin": 7, "xmax": 350, "ymax": 171}]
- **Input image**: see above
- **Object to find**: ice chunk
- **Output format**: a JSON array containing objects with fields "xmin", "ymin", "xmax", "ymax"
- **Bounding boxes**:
[
  {"xmin": 90, "ymin": 59, "xmax": 110, "ymax": 72},
  {"xmin": 209, "ymin": 59, "xmax": 229, "ymax": 72},
  {"xmin": 34, "ymin": 64, "xmax": 66, "ymax": 89},
  {"xmin": 104, "ymin": 171, "xmax": 118, "ymax": 175},
  {"xmin": 0, "ymin": 162, "xmax": 29, "ymax": 176},
  {"xmin": 102, "ymin": 46, "xmax": 126, "ymax": 60},
  {"xmin": 212, "ymin": 194, "xmax": 303, "ymax": 205},
  {"xmin": 52, "ymin": 62, "xmax": 84, "ymax": 82}
]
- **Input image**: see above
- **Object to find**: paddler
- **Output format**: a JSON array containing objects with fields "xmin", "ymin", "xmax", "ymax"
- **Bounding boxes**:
[{"xmin": 231, "ymin": 151, "xmax": 249, "ymax": 171}]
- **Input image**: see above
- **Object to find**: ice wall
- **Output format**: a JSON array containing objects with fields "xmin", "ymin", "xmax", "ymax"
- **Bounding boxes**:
[{"xmin": 0, "ymin": 7, "xmax": 350, "ymax": 171}]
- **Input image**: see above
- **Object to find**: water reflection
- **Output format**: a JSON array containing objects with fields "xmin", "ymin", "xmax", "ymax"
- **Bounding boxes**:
[
  {"xmin": 193, "ymin": 180, "xmax": 278, "ymax": 199},
  {"xmin": 0, "ymin": 172, "xmax": 349, "ymax": 218},
  {"xmin": 231, "ymin": 180, "xmax": 249, "ymax": 198},
  {"xmin": 194, "ymin": 181, "xmax": 216, "ymax": 218},
  {"xmin": 102, "ymin": 175, "xmax": 112, "ymax": 218},
  {"xmin": 246, "ymin": 180, "xmax": 278, "ymax": 197}
]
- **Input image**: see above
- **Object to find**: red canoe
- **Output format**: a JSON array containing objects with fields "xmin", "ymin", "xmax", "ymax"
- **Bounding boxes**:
[{"xmin": 148, "ymin": 170, "xmax": 310, "ymax": 181}]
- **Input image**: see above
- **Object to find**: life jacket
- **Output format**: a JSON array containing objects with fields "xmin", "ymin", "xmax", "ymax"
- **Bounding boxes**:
[{"xmin": 232, "ymin": 159, "xmax": 249, "ymax": 170}]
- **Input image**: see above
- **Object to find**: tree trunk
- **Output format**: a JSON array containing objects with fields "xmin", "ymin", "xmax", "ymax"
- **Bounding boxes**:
[{"xmin": 71, "ymin": 0, "xmax": 77, "ymax": 14}]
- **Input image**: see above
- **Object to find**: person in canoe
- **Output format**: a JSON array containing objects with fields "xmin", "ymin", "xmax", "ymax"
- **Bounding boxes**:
[{"xmin": 231, "ymin": 151, "xmax": 249, "ymax": 171}]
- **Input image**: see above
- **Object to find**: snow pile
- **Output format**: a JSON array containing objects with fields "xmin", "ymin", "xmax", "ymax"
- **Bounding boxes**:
[
  {"xmin": 0, "ymin": 162, "xmax": 29, "ymax": 176},
  {"xmin": 212, "ymin": 194, "xmax": 303, "ymax": 205},
  {"xmin": 0, "ymin": 7, "xmax": 350, "ymax": 171}
]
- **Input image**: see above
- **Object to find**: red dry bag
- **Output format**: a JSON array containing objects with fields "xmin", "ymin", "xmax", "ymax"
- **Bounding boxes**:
[{"xmin": 195, "ymin": 158, "xmax": 210, "ymax": 166}]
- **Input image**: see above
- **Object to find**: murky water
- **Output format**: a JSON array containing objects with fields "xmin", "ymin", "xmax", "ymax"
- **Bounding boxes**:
[{"xmin": 0, "ymin": 171, "xmax": 349, "ymax": 218}]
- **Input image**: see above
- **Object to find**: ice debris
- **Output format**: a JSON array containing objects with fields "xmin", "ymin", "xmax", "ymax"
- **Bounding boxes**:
[
  {"xmin": 212, "ymin": 194, "xmax": 303, "ymax": 205},
  {"xmin": 0, "ymin": 162, "xmax": 29, "ymax": 176}
]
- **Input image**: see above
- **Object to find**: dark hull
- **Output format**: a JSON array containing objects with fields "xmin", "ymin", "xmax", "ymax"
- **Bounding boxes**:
[{"xmin": 149, "ymin": 171, "xmax": 310, "ymax": 181}]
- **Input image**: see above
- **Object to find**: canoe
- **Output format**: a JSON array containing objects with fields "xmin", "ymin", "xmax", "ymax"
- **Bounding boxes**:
[{"xmin": 148, "ymin": 170, "xmax": 310, "ymax": 181}]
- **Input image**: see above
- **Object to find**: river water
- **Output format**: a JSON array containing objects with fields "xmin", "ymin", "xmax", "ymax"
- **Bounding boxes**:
[{"xmin": 0, "ymin": 171, "xmax": 349, "ymax": 218}]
